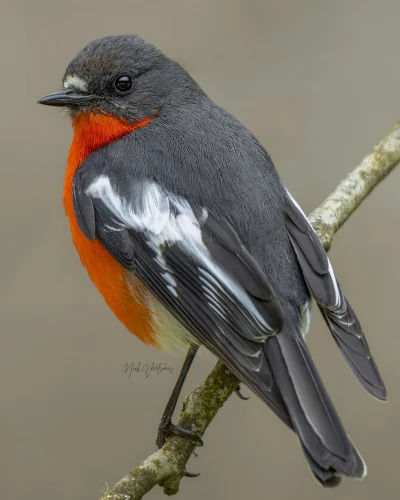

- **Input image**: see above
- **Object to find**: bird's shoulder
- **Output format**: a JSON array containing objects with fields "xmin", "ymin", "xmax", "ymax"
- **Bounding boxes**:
[
  {"xmin": 73, "ymin": 102, "xmax": 306, "ymax": 296},
  {"xmin": 76, "ymin": 100, "xmax": 285, "ymax": 224}
]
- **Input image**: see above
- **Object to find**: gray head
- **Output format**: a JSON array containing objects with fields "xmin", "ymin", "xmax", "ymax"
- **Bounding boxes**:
[{"xmin": 38, "ymin": 35, "xmax": 203, "ymax": 121}]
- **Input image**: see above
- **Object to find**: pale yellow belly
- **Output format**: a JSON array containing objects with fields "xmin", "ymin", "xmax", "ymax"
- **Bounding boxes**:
[{"xmin": 147, "ymin": 297, "xmax": 201, "ymax": 354}]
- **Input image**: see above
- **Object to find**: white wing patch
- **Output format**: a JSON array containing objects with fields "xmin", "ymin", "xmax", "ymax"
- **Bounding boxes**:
[
  {"xmin": 63, "ymin": 74, "xmax": 88, "ymax": 92},
  {"xmin": 86, "ymin": 175, "xmax": 272, "ymax": 335},
  {"xmin": 87, "ymin": 176, "xmax": 169, "ymax": 234}
]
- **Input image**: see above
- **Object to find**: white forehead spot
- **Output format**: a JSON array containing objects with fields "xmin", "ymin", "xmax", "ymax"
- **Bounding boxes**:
[{"xmin": 63, "ymin": 74, "xmax": 88, "ymax": 92}]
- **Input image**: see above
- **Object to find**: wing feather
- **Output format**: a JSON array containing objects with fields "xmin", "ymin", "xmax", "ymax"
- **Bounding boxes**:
[
  {"xmin": 73, "ymin": 173, "xmax": 291, "ymax": 418},
  {"xmin": 284, "ymin": 189, "xmax": 386, "ymax": 400}
]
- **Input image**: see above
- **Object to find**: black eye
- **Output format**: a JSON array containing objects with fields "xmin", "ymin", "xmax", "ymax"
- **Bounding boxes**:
[{"xmin": 115, "ymin": 75, "xmax": 133, "ymax": 93}]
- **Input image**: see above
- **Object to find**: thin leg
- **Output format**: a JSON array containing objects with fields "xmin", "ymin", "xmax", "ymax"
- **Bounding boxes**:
[{"xmin": 156, "ymin": 344, "xmax": 203, "ymax": 449}]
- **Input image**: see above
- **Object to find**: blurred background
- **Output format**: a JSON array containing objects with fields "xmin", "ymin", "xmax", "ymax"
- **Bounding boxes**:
[{"xmin": 1, "ymin": 1, "xmax": 400, "ymax": 499}]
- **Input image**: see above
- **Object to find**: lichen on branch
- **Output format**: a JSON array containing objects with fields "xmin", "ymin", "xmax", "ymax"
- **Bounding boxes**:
[{"xmin": 308, "ymin": 123, "xmax": 400, "ymax": 251}]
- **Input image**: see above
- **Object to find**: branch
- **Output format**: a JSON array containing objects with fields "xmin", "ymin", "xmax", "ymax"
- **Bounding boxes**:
[
  {"xmin": 308, "ymin": 123, "xmax": 400, "ymax": 251},
  {"xmin": 100, "ymin": 123, "xmax": 400, "ymax": 500}
]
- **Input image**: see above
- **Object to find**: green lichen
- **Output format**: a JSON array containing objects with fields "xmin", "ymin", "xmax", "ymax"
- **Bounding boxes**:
[{"xmin": 158, "ymin": 362, "xmax": 239, "ymax": 495}]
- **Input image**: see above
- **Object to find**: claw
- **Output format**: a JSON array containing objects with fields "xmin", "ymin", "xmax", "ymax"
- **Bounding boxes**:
[
  {"xmin": 185, "ymin": 471, "xmax": 201, "ymax": 478},
  {"xmin": 235, "ymin": 385, "xmax": 250, "ymax": 400}
]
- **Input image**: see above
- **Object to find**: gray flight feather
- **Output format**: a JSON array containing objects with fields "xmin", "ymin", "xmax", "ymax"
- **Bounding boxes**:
[{"xmin": 284, "ymin": 188, "xmax": 386, "ymax": 401}]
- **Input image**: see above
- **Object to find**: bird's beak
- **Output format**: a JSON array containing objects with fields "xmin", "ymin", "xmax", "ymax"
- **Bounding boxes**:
[{"xmin": 38, "ymin": 88, "xmax": 98, "ymax": 107}]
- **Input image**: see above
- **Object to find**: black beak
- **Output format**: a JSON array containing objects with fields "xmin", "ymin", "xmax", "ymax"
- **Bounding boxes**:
[{"xmin": 38, "ymin": 88, "xmax": 98, "ymax": 107}]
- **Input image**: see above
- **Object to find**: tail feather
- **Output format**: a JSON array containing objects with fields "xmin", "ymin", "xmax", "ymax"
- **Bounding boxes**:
[
  {"xmin": 319, "ymin": 303, "xmax": 386, "ymax": 400},
  {"xmin": 264, "ymin": 326, "xmax": 366, "ymax": 481},
  {"xmin": 301, "ymin": 445, "xmax": 343, "ymax": 487},
  {"xmin": 284, "ymin": 188, "xmax": 387, "ymax": 401}
]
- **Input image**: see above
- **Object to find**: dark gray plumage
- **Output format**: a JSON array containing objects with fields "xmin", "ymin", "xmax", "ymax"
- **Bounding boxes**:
[
  {"xmin": 50, "ymin": 35, "xmax": 386, "ymax": 486},
  {"xmin": 285, "ymin": 194, "xmax": 386, "ymax": 400}
]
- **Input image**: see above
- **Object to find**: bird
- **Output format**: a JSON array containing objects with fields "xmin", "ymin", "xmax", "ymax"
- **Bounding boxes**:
[{"xmin": 38, "ymin": 34, "xmax": 386, "ymax": 486}]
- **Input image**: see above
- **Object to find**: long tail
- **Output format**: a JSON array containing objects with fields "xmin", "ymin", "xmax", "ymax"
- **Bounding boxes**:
[{"xmin": 263, "ymin": 324, "xmax": 366, "ymax": 486}]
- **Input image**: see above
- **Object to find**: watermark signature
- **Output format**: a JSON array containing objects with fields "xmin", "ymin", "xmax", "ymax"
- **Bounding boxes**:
[{"xmin": 122, "ymin": 361, "xmax": 175, "ymax": 379}]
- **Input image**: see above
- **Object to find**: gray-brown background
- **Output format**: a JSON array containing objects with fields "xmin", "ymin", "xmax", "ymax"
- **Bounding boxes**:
[{"xmin": 1, "ymin": 1, "xmax": 399, "ymax": 499}]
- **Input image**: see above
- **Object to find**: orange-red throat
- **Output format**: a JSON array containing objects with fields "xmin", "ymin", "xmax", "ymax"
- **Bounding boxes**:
[
  {"xmin": 63, "ymin": 112, "xmax": 156, "ymax": 345},
  {"xmin": 64, "ymin": 111, "xmax": 153, "ymax": 205}
]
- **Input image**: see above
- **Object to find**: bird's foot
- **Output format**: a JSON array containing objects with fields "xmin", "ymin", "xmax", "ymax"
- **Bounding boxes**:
[
  {"xmin": 156, "ymin": 421, "xmax": 203, "ymax": 449},
  {"xmin": 156, "ymin": 421, "xmax": 203, "ymax": 478}
]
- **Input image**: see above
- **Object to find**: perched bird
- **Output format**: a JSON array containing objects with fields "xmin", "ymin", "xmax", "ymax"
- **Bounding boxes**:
[{"xmin": 38, "ymin": 35, "xmax": 386, "ymax": 486}]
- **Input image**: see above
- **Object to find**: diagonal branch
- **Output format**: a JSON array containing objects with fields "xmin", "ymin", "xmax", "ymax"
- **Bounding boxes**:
[
  {"xmin": 100, "ymin": 123, "xmax": 400, "ymax": 500},
  {"xmin": 308, "ymin": 123, "xmax": 400, "ymax": 250}
]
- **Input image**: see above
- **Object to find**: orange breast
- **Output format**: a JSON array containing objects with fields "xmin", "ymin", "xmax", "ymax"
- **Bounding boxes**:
[{"xmin": 63, "ymin": 112, "xmax": 156, "ymax": 345}]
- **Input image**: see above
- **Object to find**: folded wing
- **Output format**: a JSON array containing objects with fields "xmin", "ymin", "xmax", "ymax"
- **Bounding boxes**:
[{"xmin": 73, "ymin": 171, "xmax": 293, "ymax": 424}]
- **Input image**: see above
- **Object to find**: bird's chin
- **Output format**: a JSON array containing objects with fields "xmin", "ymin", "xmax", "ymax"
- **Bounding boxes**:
[
  {"xmin": 64, "ymin": 101, "xmax": 107, "ymax": 120},
  {"xmin": 66, "ymin": 106, "xmax": 98, "ymax": 119}
]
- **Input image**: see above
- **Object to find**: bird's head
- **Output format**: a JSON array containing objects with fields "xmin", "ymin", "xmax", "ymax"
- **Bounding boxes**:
[{"xmin": 38, "ymin": 35, "xmax": 200, "ymax": 122}]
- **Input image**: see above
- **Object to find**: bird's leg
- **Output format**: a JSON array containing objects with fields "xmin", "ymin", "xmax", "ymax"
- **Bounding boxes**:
[{"xmin": 156, "ymin": 344, "xmax": 203, "ymax": 449}]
